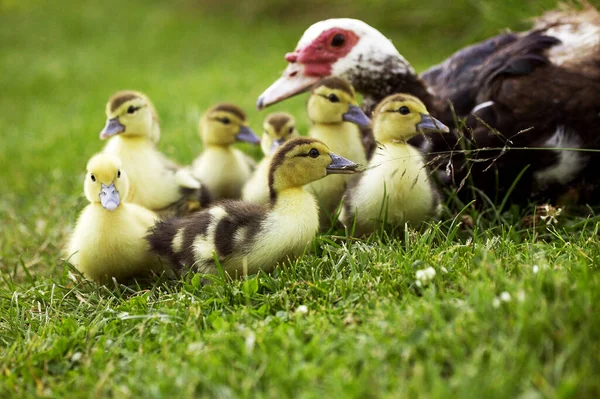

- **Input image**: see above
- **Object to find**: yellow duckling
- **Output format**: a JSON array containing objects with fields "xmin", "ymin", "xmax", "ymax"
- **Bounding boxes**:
[
  {"xmin": 339, "ymin": 93, "xmax": 449, "ymax": 236},
  {"xmin": 242, "ymin": 112, "xmax": 300, "ymax": 203},
  {"xmin": 100, "ymin": 90, "xmax": 208, "ymax": 216},
  {"xmin": 305, "ymin": 77, "xmax": 371, "ymax": 226},
  {"xmin": 192, "ymin": 103, "xmax": 261, "ymax": 200},
  {"xmin": 147, "ymin": 137, "xmax": 359, "ymax": 277},
  {"xmin": 67, "ymin": 154, "xmax": 170, "ymax": 283}
]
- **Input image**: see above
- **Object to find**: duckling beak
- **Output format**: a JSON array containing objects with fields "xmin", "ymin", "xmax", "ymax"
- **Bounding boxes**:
[
  {"xmin": 417, "ymin": 114, "xmax": 450, "ymax": 133},
  {"xmin": 343, "ymin": 105, "xmax": 371, "ymax": 127},
  {"xmin": 270, "ymin": 138, "xmax": 286, "ymax": 154},
  {"xmin": 256, "ymin": 64, "xmax": 319, "ymax": 110},
  {"xmin": 100, "ymin": 182, "xmax": 120, "ymax": 211},
  {"xmin": 236, "ymin": 126, "xmax": 261, "ymax": 144},
  {"xmin": 327, "ymin": 153, "xmax": 361, "ymax": 175},
  {"xmin": 100, "ymin": 117, "xmax": 125, "ymax": 139}
]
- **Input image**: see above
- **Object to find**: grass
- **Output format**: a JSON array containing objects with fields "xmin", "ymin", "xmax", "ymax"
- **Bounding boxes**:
[{"xmin": 1, "ymin": 0, "xmax": 600, "ymax": 397}]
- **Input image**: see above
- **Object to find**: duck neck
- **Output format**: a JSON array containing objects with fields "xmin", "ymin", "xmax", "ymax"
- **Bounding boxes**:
[
  {"xmin": 269, "ymin": 186, "xmax": 315, "ymax": 210},
  {"xmin": 347, "ymin": 56, "xmax": 438, "ymax": 116}
]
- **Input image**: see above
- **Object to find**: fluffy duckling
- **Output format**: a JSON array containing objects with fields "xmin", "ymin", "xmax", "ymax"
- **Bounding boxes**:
[
  {"xmin": 147, "ymin": 137, "xmax": 359, "ymax": 277},
  {"xmin": 192, "ymin": 103, "xmax": 261, "ymax": 200},
  {"xmin": 242, "ymin": 112, "xmax": 300, "ymax": 203},
  {"xmin": 339, "ymin": 94, "xmax": 449, "ymax": 236},
  {"xmin": 100, "ymin": 90, "xmax": 209, "ymax": 216},
  {"xmin": 305, "ymin": 77, "xmax": 371, "ymax": 226},
  {"xmin": 67, "ymin": 154, "xmax": 170, "ymax": 283}
]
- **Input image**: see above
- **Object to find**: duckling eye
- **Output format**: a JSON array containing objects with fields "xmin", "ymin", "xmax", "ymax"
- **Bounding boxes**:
[
  {"xmin": 331, "ymin": 33, "xmax": 346, "ymax": 47},
  {"xmin": 117, "ymin": 170, "xmax": 121, "ymax": 178},
  {"xmin": 288, "ymin": 127, "xmax": 294, "ymax": 134},
  {"xmin": 399, "ymin": 106, "xmax": 410, "ymax": 115},
  {"xmin": 308, "ymin": 148, "xmax": 319, "ymax": 158},
  {"xmin": 90, "ymin": 174, "xmax": 96, "ymax": 182},
  {"xmin": 219, "ymin": 117, "xmax": 231, "ymax": 125},
  {"xmin": 127, "ymin": 105, "xmax": 137, "ymax": 114},
  {"xmin": 328, "ymin": 94, "xmax": 340, "ymax": 103}
]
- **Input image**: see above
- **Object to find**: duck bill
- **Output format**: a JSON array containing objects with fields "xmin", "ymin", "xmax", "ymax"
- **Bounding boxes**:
[
  {"xmin": 236, "ymin": 126, "xmax": 261, "ymax": 144},
  {"xmin": 343, "ymin": 105, "xmax": 371, "ymax": 127},
  {"xmin": 270, "ymin": 138, "xmax": 286, "ymax": 154},
  {"xmin": 100, "ymin": 182, "xmax": 120, "ymax": 211},
  {"xmin": 100, "ymin": 117, "xmax": 125, "ymax": 139},
  {"xmin": 417, "ymin": 114, "xmax": 449, "ymax": 133},
  {"xmin": 327, "ymin": 153, "xmax": 360, "ymax": 175},
  {"xmin": 257, "ymin": 64, "xmax": 319, "ymax": 110}
]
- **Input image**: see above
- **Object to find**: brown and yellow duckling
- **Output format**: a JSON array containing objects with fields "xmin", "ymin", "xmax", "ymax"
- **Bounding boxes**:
[
  {"xmin": 192, "ymin": 103, "xmax": 260, "ymax": 200},
  {"xmin": 100, "ymin": 90, "xmax": 208, "ymax": 216},
  {"xmin": 340, "ymin": 94, "xmax": 449, "ymax": 236},
  {"xmin": 147, "ymin": 137, "xmax": 359, "ymax": 277},
  {"xmin": 305, "ymin": 77, "xmax": 371, "ymax": 226},
  {"xmin": 242, "ymin": 112, "xmax": 300, "ymax": 203}
]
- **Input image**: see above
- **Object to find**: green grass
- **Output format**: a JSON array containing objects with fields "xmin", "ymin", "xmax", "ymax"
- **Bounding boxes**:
[{"xmin": 2, "ymin": 0, "xmax": 600, "ymax": 397}]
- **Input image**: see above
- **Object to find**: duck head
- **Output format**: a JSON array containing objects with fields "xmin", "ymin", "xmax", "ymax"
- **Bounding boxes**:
[
  {"xmin": 307, "ymin": 77, "xmax": 370, "ymax": 127},
  {"xmin": 84, "ymin": 154, "xmax": 130, "ymax": 211},
  {"xmin": 261, "ymin": 112, "xmax": 299, "ymax": 155},
  {"xmin": 373, "ymin": 94, "xmax": 449, "ymax": 143},
  {"xmin": 257, "ymin": 19, "xmax": 414, "ymax": 110},
  {"xmin": 268, "ymin": 137, "xmax": 361, "ymax": 200},
  {"xmin": 200, "ymin": 103, "xmax": 260, "ymax": 146},
  {"xmin": 100, "ymin": 91, "xmax": 160, "ymax": 143}
]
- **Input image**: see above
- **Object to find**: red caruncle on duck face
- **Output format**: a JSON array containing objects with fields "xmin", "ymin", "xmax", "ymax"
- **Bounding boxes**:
[{"xmin": 285, "ymin": 28, "xmax": 360, "ymax": 77}]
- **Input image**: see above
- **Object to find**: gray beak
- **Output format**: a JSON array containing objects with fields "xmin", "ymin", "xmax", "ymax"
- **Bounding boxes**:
[
  {"xmin": 100, "ymin": 117, "xmax": 125, "ymax": 139},
  {"xmin": 100, "ymin": 183, "xmax": 120, "ymax": 211},
  {"xmin": 417, "ymin": 114, "xmax": 450, "ymax": 133},
  {"xmin": 236, "ymin": 126, "xmax": 261, "ymax": 144},
  {"xmin": 342, "ymin": 105, "xmax": 371, "ymax": 127},
  {"xmin": 270, "ymin": 138, "xmax": 286, "ymax": 154},
  {"xmin": 326, "ymin": 153, "xmax": 361, "ymax": 175}
]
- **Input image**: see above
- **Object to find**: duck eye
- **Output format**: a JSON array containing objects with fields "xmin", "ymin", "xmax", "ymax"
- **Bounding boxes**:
[
  {"xmin": 399, "ymin": 106, "xmax": 410, "ymax": 115},
  {"xmin": 328, "ymin": 94, "xmax": 340, "ymax": 103},
  {"xmin": 308, "ymin": 148, "xmax": 319, "ymax": 158},
  {"xmin": 127, "ymin": 105, "xmax": 137, "ymax": 114},
  {"xmin": 220, "ymin": 117, "xmax": 231, "ymax": 125},
  {"xmin": 331, "ymin": 33, "xmax": 346, "ymax": 47},
  {"xmin": 288, "ymin": 127, "xmax": 294, "ymax": 134},
  {"xmin": 117, "ymin": 170, "xmax": 121, "ymax": 178},
  {"xmin": 90, "ymin": 174, "xmax": 96, "ymax": 182}
]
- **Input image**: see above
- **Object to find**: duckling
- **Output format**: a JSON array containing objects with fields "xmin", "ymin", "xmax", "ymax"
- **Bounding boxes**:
[
  {"xmin": 100, "ymin": 90, "xmax": 209, "ymax": 216},
  {"xmin": 339, "ymin": 94, "xmax": 449, "ymax": 236},
  {"xmin": 242, "ymin": 112, "xmax": 299, "ymax": 204},
  {"xmin": 147, "ymin": 137, "xmax": 359, "ymax": 277},
  {"xmin": 192, "ymin": 103, "xmax": 261, "ymax": 200},
  {"xmin": 67, "ymin": 154, "xmax": 171, "ymax": 284},
  {"xmin": 305, "ymin": 77, "xmax": 371, "ymax": 226}
]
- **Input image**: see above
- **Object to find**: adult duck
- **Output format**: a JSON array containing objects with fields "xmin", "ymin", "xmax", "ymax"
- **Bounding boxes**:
[{"xmin": 257, "ymin": 5, "xmax": 600, "ymax": 204}]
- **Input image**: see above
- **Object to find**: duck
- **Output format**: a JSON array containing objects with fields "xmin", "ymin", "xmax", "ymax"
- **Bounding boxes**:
[
  {"xmin": 242, "ymin": 112, "xmax": 299, "ymax": 204},
  {"xmin": 192, "ymin": 103, "xmax": 261, "ymax": 200},
  {"xmin": 304, "ymin": 77, "xmax": 371, "ymax": 226},
  {"xmin": 257, "ymin": 5, "xmax": 600, "ymax": 206},
  {"xmin": 339, "ymin": 94, "xmax": 449, "ymax": 236},
  {"xmin": 66, "ymin": 154, "xmax": 171, "ymax": 284},
  {"xmin": 100, "ymin": 90, "xmax": 210, "ymax": 216},
  {"xmin": 147, "ymin": 137, "xmax": 360, "ymax": 277}
]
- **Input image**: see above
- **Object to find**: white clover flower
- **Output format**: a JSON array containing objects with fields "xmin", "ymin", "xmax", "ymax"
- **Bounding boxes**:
[
  {"xmin": 492, "ymin": 298, "xmax": 501, "ymax": 308},
  {"xmin": 296, "ymin": 305, "xmax": 308, "ymax": 315},
  {"xmin": 533, "ymin": 265, "xmax": 539, "ymax": 274},
  {"xmin": 500, "ymin": 291, "xmax": 511, "ymax": 302},
  {"xmin": 415, "ymin": 267, "xmax": 436, "ymax": 285}
]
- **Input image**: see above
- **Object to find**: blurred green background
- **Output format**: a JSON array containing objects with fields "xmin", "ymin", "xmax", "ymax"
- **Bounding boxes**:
[{"xmin": 0, "ymin": 0, "xmax": 574, "ymax": 270}]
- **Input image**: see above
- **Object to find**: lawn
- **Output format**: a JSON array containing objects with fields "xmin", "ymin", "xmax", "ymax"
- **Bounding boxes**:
[{"xmin": 1, "ymin": 0, "xmax": 600, "ymax": 397}]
